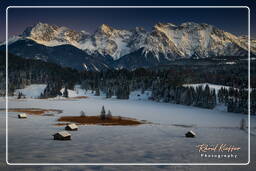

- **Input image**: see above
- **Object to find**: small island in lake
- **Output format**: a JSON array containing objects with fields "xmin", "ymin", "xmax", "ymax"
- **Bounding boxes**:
[
  {"xmin": 57, "ymin": 115, "xmax": 144, "ymax": 126},
  {"xmin": 57, "ymin": 106, "xmax": 145, "ymax": 126}
]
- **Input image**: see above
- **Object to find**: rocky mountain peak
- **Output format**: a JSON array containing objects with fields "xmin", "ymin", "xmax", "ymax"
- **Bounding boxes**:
[
  {"xmin": 178, "ymin": 22, "xmax": 213, "ymax": 31},
  {"xmin": 153, "ymin": 23, "xmax": 177, "ymax": 31},
  {"xmin": 5, "ymin": 21, "xmax": 254, "ymax": 63},
  {"xmin": 96, "ymin": 24, "xmax": 114, "ymax": 35},
  {"xmin": 21, "ymin": 22, "xmax": 89, "ymax": 45}
]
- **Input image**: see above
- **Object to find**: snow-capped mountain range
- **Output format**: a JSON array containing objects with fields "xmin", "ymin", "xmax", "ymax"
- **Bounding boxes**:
[{"xmin": 1, "ymin": 22, "xmax": 255, "ymax": 71}]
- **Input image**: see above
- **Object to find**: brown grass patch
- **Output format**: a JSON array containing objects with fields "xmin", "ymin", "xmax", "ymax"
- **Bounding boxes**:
[
  {"xmin": 69, "ymin": 96, "xmax": 88, "ymax": 99},
  {"xmin": 54, "ymin": 122, "xmax": 74, "ymax": 126},
  {"xmin": 4, "ymin": 108, "xmax": 63, "ymax": 115},
  {"xmin": 57, "ymin": 116, "xmax": 144, "ymax": 126}
]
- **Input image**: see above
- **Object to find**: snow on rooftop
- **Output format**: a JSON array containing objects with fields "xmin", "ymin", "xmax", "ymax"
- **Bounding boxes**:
[
  {"xmin": 54, "ymin": 131, "xmax": 71, "ymax": 137},
  {"xmin": 18, "ymin": 113, "xmax": 27, "ymax": 118},
  {"xmin": 67, "ymin": 123, "xmax": 78, "ymax": 129}
]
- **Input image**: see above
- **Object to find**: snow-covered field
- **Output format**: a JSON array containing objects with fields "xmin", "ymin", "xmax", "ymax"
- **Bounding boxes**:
[
  {"xmin": 0, "ymin": 85, "xmax": 256, "ymax": 170},
  {"xmin": 1, "ymin": 95, "xmax": 256, "ymax": 163},
  {"xmin": 15, "ymin": 84, "xmax": 153, "ymax": 101}
]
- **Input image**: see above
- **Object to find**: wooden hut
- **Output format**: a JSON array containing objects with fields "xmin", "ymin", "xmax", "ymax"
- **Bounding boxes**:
[
  {"xmin": 185, "ymin": 131, "xmax": 196, "ymax": 138},
  {"xmin": 18, "ymin": 113, "xmax": 27, "ymax": 119},
  {"xmin": 65, "ymin": 123, "xmax": 78, "ymax": 131},
  {"xmin": 53, "ymin": 131, "xmax": 71, "ymax": 140}
]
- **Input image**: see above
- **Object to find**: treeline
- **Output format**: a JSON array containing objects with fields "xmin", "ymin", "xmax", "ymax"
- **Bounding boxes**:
[
  {"xmin": 1, "ymin": 51, "xmax": 255, "ymax": 115},
  {"xmin": 0, "ymin": 51, "xmax": 80, "ymax": 96},
  {"xmin": 151, "ymin": 84, "xmax": 217, "ymax": 109},
  {"xmin": 218, "ymin": 87, "xmax": 250, "ymax": 114},
  {"xmin": 80, "ymin": 68, "xmax": 254, "ymax": 115}
]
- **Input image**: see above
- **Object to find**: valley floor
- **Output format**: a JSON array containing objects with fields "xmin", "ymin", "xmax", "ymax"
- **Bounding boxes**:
[{"xmin": 0, "ymin": 94, "xmax": 256, "ymax": 170}]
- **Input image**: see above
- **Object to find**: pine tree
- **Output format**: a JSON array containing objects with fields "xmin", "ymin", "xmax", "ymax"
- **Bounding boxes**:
[
  {"xmin": 17, "ymin": 92, "xmax": 22, "ymax": 99},
  {"xmin": 95, "ymin": 88, "xmax": 100, "ymax": 96},
  {"xmin": 100, "ymin": 106, "xmax": 106, "ymax": 120},
  {"xmin": 227, "ymin": 98, "xmax": 235, "ymax": 112},
  {"xmin": 106, "ymin": 110, "xmax": 112, "ymax": 119},
  {"xmin": 204, "ymin": 85, "xmax": 211, "ymax": 108},
  {"xmin": 212, "ymin": 89, "xmax": 217, "ymax": 108},
  {"xmin": 80, "ymin": 110, "xmax": 86, "ymax": 117},
  {"xmin": 251, "ymin": 89, "xmax": 256, "ymax": 115},
  {"xmin": 163, "ymin": 88, "xmax": 170, "ymax": 102},
  {"xmin": 116, "ymin": 83, "xmax": 130, "ymax": 99},
  {"xmin": 63, "ymin": 87, "xmax": 69, "ymax": 98},
  {"xmin": 106, "ymin": 88, "xmax": 113, "ymax": 98},
  {"xmin": 184, "ymin": 88, "xmax": 193, "ymax": 105}
]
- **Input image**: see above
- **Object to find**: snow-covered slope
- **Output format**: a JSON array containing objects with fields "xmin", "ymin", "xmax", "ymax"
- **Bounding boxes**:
[
  {"xmin": 0, "ymin": 35, "xmax": 22, "ymax": 46},
  {"xmin": 14, "ymin": 84, "xmax": 47, "ymax": 98},
  {"xmin": 151, "ymin": 22, "xmax": 250, "ymax": 57},
  {"xmin": 3, "ymin": 22, "xmax": 254, "ymax": 61},
  {"xmin": 129, "ymin": 90, "xmax": 152, "ymax": 100},
  {"xmin": 239, "ymin": 35, "xmax": 256, "ymax": 53},
  {"xmin": 59, "ymin": 85, "xmax": 88, "ymax": 97},
  {"xmin": 80, "ymin": 24, "xmax": 135, "ymax": 60}
]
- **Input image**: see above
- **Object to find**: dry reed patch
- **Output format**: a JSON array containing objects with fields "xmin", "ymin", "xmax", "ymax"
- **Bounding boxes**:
[
  {"xmin": 57, "ymin": 116, "xmax": 144, "ymax": 126},
  {"xmin": 5, "ymin": 108, "xmax": 62, "ymax": 115},
  {"xmin": 69, "ymin": 96, "xmax": 88, "ymax": 99}
]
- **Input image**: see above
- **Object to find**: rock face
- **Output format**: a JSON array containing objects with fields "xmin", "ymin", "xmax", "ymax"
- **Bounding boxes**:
[{"xmin": 2, "ymin": 22, "xmax": 254, "ymax": 71}]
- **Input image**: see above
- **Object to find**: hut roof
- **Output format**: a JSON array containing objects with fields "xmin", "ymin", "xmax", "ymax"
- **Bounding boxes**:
[
  {"xmin": 188, "ymin": 130, "xmax": 196, "ymax": 135},
  {"xmin": 54, "ymin": 131, "xmax": 71, "ymax": 137},
  {"xmin": 66, "ymin": 123, "xmax": 78, "ymax": 129},
  {"xmin": 186, "ymin": 130, "xmax": 196, "ymax": 137}
]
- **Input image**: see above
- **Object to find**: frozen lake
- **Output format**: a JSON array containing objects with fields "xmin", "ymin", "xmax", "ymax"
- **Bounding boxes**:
[{"xmin": 0, "ymin": 96, "xmax": 256, "ymax": 170}]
